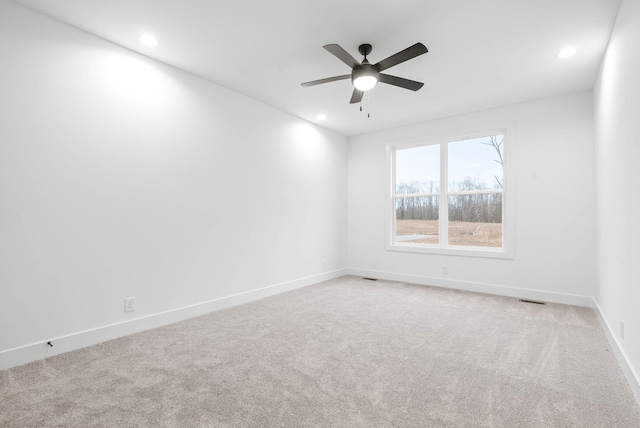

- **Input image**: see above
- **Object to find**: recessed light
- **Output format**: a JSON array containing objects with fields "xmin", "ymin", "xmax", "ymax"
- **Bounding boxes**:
[
  {"xmin": 557, "ymin": 47, "xmax": 577, "ymax": 58},
  {"xmin": 139, "ymin": 34, "xmax": 158, "ymax": 47},
  {"xmin": 317, "ymin": 114, "xmax": 327, "ymax": 121}
]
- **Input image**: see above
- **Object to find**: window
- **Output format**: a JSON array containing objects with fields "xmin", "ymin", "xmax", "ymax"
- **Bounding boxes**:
[{"xmin": 388, "ymin": 129, "xmax": 512, "ymax": 258}]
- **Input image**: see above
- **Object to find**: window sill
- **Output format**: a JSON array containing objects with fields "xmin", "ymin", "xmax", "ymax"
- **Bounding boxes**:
[{"xmin": 386, "ymin": 243, "xmax": 514, "ymax": 259}]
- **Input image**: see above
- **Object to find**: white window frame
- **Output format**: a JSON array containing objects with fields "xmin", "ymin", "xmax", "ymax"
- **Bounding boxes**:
[{"xmin": 385, "ymin": 125, "xmax": 515, "ymax": 259}]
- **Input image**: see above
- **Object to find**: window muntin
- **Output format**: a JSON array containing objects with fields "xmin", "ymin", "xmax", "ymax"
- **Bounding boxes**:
[{"xmin": 391, "ymin": 132, "xmax": 505, "ymax": 254}]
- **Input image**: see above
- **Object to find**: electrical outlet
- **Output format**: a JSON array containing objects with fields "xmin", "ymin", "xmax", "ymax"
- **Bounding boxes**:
[
  {"xmin": 323, "ymin": 260, "xmax": 327, "ymax": 270},
  {"xmin": 124, "ymin": 297, "xmax": 136, "ymax": 312},
  {"xmin": 620, "ymin": 319, "xmax": 624, "ymax": 339},
  {"xmin": 442, "ymin": 265, "xmax": 448, "ymax": 274}
]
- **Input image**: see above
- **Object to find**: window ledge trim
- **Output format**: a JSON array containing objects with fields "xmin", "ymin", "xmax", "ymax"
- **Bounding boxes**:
[{"xmin": 385, "ymin": 242, "xmax": 514, "ymax": 259}]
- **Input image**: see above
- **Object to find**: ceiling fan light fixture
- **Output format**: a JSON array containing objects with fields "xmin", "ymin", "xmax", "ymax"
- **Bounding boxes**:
[
  {"xmin": 353, "ymin": 74, "xmax": 378, "ymax": 91},
  {"xmin": 352, "ymin": 65, "xmax": 379, "ymax": 91}
]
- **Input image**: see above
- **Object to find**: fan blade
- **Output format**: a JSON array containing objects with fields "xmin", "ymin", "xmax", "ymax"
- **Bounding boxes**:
[
  {"xmin": 350, "ymin": 89, "xmax": 364, "ymax": 104},
  {"xmin": 301, "ymin": 74, "xmax": 351, "ymax": 87},
  {"xmin": 374, "ymin": 43, "xmax": 428, "ymax": 72},
  {"xmin": 379, "ymin": 74, "xmax": 424, "ymax": 91},
  {"xmin": 323, "ymin": 44, "xmax": 361, "ymax": 69}
]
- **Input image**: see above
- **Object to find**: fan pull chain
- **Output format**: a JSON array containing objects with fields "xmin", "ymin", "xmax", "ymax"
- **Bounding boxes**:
[
  {"xmin": 363, "ymin": 91, "xmax": 372, "ymax": 118},
  {"xmin": 358, "ymin": 92, "xmax": 372, "ymax": 117}
]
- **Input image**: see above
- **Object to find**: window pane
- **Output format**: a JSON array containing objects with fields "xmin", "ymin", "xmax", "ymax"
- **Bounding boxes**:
[
  {"xmin": 395, "ymin": 145, "xmax": 440, "ymax": 194},
  {"xmin": 395, "ymin": 196, "xmax": 439, "ymax": 244},
  {"xmin": 447, "ymin": 194, "xmax": 502, "ymax": 247},
  {"xmin": 448, "ymin": 135, "xmax": 504, "ymax": 192}
]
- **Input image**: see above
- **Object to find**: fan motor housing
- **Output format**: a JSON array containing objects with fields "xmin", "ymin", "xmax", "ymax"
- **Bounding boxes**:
[{"xmin": 351, "ymin": 64, "xmax": 379, "ymax": 82}]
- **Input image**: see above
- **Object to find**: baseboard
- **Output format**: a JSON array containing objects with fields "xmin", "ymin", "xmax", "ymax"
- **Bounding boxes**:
[
  {"xmin": 0, "ymin": 269, "xmax": 348, "ymax": 371},
  {"xmin": 347, "ymin": 268, "xmax": 593, "ymax": 307},
  {"xmin": 592, "ymin": 298, "xmax": 640, "ymax": 406}
]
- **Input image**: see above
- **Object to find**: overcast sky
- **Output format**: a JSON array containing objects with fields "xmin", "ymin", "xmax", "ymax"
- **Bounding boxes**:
[{"xmin": 396, "ymin": 135, "xmax": 504, "ymax": 191}]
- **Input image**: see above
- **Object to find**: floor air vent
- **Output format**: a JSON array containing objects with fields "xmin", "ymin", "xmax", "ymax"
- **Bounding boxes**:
[
  {"xmin": 362, "ymin": 277, "xmax": 378, "ymax": 281},
  {"xmin": 519, "ymin": 299, "xmax": 546, "ymax": 305}
]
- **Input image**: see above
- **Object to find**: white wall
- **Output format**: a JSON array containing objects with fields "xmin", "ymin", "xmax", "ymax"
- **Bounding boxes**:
[
  {"xmin": 0, "ymin": 0, "xmax": 347, "ymax": 367},
  {"xmin": 348, "ymin": 91, "xmax": 596, "ymax": 304},
  {"xmin": 594, "ymin": 0, "xmax": 640, "ymax": 393}
]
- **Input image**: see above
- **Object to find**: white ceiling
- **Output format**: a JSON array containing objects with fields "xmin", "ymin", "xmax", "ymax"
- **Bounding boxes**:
[{"xmin": 12, "ymin": 0, "xmax": 622, "ymax": 137}]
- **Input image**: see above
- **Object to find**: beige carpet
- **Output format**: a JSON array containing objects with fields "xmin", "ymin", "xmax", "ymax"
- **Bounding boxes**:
[{"xmin": 1, "ymin": 276, "xmax": 639, "ymax": 427}]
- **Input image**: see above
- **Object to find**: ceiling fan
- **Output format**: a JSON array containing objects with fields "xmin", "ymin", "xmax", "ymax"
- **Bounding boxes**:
[{"xmin": 301, "ymin": 42, "xmax": 428, "ymax": 104}]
